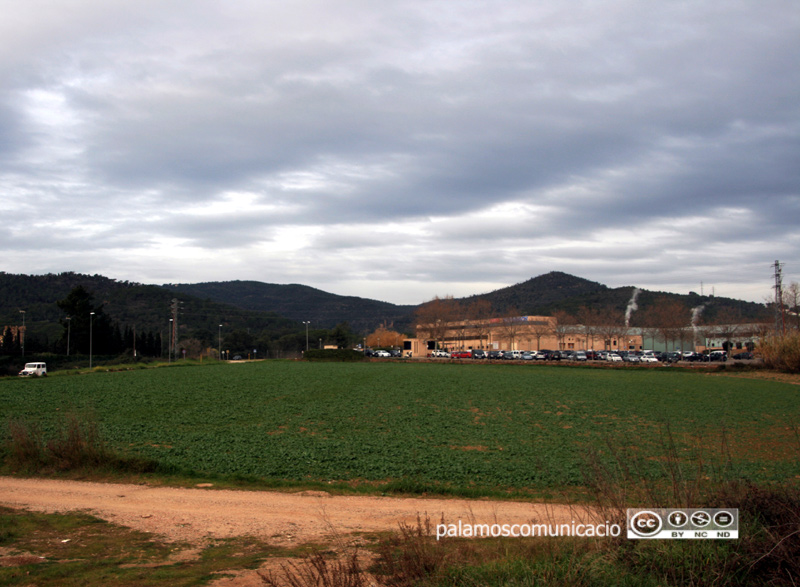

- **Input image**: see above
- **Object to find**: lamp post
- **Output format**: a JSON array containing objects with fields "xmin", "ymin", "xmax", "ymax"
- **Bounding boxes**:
[
  {"xmin": 169, "ymin": 318, "xmax": 173, "ymax": 363},
  {"xmin": 66, "ymin": 317, "xmax": 71, "ymax": 356},
  {"xmin": 19, "ymin": 310, "xmax": 25, "ymax": 357},
  {"xmin": 218, "ymin": 324, "xmax": 222, "ymax": 360},
  {"xmin": 89, "ymin": 312, "xmax": 95, "ymax": 368},
  {"xmin": 302, "ymin": 321, "xmax": 310, "ymax": 351}
]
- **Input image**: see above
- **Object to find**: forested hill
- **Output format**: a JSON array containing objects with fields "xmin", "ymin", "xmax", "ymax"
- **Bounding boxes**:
[
  {"xmin": 0, "ymin": 272, "xmax": 299, "ymax": 345},
  {"xmin": 462, "ymin": 272, "xmax": 608, "ymax": 314},
  {"xmin": 164, "ymin": 280, "xmax": 417, "ymax": 331},
  {"xmin": 0, "ymin": 271, "xmax": 772, "ymax": 348}
]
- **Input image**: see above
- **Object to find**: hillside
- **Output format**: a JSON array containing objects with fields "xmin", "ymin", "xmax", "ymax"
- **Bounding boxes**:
[
  {"xmin": 164, "ymin": 280, "xmax": 417, "ymax": 332},
  {"xmin": 461, "ymin": 271, "xmax": 608, "ymax": 314},
  {"xmin": 0, "ymin": 272, "xmax": 299, "ymax": 347},
  {"xmin": 0, "ymin": 271, "xmax": 773, "ymax": 352}
]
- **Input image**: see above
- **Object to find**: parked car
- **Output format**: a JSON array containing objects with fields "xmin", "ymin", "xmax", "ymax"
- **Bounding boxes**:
[
  {"xmin": 503, "ymin": 350, "xmax": 522, "ymax": 360},
  {"xmin": 623, "ymin": 354, "xmax": 641, "ymax": 363},
  {"xmin": 709, "ymin": 350, "xmax": 728, "ymax": 362},
  {"xmin": 665, "ymin": 352, "xmax": 682, "ymax": 363},
  {"xmin": 431, "ymin": 349, "xmax": 450, "ymax": 358},
  {"xmin": 18, "ymin": 362, "xmax": 47, "ymax": 377},
  {"xmin": 732, "ymin": 352, "xmax": 754, "ymax": 360},
  {"xmin": 640, "ymin": 354, "xmax": 658, "ymax": 363},
  {"xmin": 471, "ymin": 350, "xmax": 487, "ymax": 359},
  {"xmin": 487, "ymin": 350, "xmax": 503, "ymax": 360},
  {"xmin": 548, "ymin": 351, "xmax": 563, "ymax": 361},
  {"xmin": 374, "ymin": 350, "xmax": 391, "ymax": 357},
  {"xmin": 452, "ymin": 351, "xmax": 472, "ymax": 359},
  {"xmin": 606, "ymin": 353, "xmax": 622, "ymax": 362},
  {"xmin": 573, "ymin": 351, "xmax": 588, "ymax": 361},
  {"xmin": 520, "ymin": 352, "xmax": 535, "ymax": 360}
]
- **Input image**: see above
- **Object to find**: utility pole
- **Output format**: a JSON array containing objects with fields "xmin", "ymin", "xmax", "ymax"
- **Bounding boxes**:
[
  {"xmin": 170, "ymin": 298, "xmax": 181, "ymax": 361},
  {"xmin": 19, "ymin": 310, "xmax": 25, "ymax": 357},
  {"xmin": 773, "ymin": 260, "xmax": 785, "ymax": 335}
]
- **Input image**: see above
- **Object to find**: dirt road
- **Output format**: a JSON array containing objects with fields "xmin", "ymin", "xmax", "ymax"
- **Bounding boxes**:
[{"xmin": 0, "ymin": 477, "xmax": 594, "ymax": 546}]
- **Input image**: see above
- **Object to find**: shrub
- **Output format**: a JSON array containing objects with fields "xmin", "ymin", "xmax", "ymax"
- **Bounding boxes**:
[
  {"xmin": 758, "ymin": 333, "xmax": 800, "ymax": 372},
  {"xmin": 3, "ymin": 413, "xmax": 161, "ymax": 474}
]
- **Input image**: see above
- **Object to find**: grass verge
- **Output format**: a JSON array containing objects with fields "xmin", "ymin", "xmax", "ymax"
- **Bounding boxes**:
[{"xmin": 0, "ymin": 506, "xmax": 280, "ymax": 587}]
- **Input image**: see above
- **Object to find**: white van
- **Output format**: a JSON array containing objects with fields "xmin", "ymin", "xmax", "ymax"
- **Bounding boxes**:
[{"xmin": 18, "ymin": 362, "xmax": 47, "ymax": 377}]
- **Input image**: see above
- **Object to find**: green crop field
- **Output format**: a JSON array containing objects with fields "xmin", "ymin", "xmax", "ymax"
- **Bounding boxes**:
[{"xmin": 1, "ymin": 362, "xmax": 798, "ymax": 493}]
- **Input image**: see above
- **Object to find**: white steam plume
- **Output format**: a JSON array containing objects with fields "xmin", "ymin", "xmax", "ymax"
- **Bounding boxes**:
[{"xmin": 625, "ymin": 288, "xmax": 641, "ymax": 327}]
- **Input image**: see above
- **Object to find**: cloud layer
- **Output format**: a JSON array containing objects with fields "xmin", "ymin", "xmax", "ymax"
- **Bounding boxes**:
[{"xmin": 2, "ymin": 0, "xmax": 798, "ymax": 303}]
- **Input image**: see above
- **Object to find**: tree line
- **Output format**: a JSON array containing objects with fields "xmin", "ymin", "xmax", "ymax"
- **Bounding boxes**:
[{"xmin": 0, "ymin": 285, "xmax": 362, "ymax": 361}]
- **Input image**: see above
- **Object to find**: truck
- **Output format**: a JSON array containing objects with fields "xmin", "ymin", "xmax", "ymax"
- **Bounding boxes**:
[{"xmin": 18, "ymin": 362, "xmax": 47, "ymax": 377}]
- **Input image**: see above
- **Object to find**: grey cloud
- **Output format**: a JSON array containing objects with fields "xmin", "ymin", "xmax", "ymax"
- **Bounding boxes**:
[{"xmin": 0, "ymin": 0, "xmax": 797, "ymax": 303}]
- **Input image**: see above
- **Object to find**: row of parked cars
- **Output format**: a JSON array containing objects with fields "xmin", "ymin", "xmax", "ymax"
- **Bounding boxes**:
[
  {"xmin": 427, "ymin": 349, "xmax": 738, "ymax": 363},
  {"xmin": 364, "ymin": 348, "xmax": 404, "ymax": 358}
]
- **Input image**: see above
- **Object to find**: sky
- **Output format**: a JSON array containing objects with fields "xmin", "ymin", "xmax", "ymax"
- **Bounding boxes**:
[{"xmin": 1, "ymin": 1, "xmax": 798, "ymax": 305}]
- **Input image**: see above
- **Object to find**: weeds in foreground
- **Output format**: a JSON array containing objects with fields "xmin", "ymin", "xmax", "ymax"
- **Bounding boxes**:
[
  {"xmin": 263, "ymin": 423, "xmax": 800, "ymax": 587},
  {"xmin": 259, "ymin": 549, "xmax": 369, "ymax": 587},
  {"xmin": 3, "ymin": 413, "xmax": 160, "ymax": 475},
  {"xmin": 5, "ymin": 414, "xmax": 110, "ymax": 472}
]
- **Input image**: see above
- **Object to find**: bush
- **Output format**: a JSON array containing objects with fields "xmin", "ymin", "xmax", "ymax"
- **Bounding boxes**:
[
  {"xmin": 3, "ymin": 413, "xmax": 161, "ymax": 474},
  {"xmin": 758, "ymin": 333, "xmax": 800, "ymax": 372}
]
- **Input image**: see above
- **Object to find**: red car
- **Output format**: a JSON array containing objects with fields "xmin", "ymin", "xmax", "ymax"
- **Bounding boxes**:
[{"xmin": 451, "ymin": 351, "xmax": 472, "ymax": 359}]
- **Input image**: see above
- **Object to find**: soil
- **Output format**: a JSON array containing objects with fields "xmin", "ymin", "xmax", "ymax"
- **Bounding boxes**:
[{"xmin": 0, "ymin": 477, "xmax": 596, "ymax": 586}]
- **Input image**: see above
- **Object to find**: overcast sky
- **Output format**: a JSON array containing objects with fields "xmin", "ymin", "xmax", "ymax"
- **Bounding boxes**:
[{"xmin": 2, "ymin": 1, "xmax": 798, "ymax": 304}]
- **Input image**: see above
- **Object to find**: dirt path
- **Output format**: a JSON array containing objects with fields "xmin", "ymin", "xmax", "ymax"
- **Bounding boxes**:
[{"xmin": 0, "ymin": 477, "xmax": 594, "ymax": 547}]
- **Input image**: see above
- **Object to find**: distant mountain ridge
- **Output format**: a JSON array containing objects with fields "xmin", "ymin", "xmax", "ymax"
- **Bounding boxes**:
[
  {"xmin": 0, "ymin": 271, "xmax": 771, "ymax": 344},
  {"xmin": 164, "ymin": 280, "xmax": 416, "ymax": 332}
]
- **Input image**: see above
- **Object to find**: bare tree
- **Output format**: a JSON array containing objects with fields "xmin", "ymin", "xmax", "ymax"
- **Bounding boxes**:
[
  {"xmin": 450, "ymin": 300, "xmax": 469, "ymax": 350},
  {"xmin": 576, "ymin": 307, "xmax": 603, "ymax": 350},
  {"xmin": 552, "ymin": 310, "xmax": 575, "ymax": 351},
  {"xmin": 711, "ymin": 307, "xmax": 746, "ymax": 356},
  {"xmin": 499, "ymin": 307, "xmax": 524, "ymax": 350},
  {"xmin": 467, "ymin": 299, "xmax": 493, "ymax": 349},
  {"xmin": 647, "ymin": 298, "xmax": 688, "ymax": 352},
  {"xmin": 528, "ymin": 318, "xmax": 552, "ymax": 351},
  {"xmin": 414, "ymin": 295, "xmax": 458, "ymax": 350},
  {"xmin": 785, "ymin": 282, "xmax": 800, "ymax": 332},
  {"xmin": 594, "ymin": 308, "xmax": 627, "ymax": 351},
  {"xmin": 366, "ymin": 325, "xmax": 405, "ymax": 348}
]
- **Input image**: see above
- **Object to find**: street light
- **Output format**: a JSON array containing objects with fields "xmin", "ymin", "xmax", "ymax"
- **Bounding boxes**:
[
  {"xmin": 302, "ymin": 321, "xmax": 310, "ymax": 351},
  {"xmin": 66, "ymin": 317, "xmax": 71, "ymax": 356},
  {"xmin": 89, "ymin": 312, "xmax": 96, "ymax": 368},
  {"xmin": 218, "ymin": 324, "xmax": 223, "ymax": 361},
  {"xmin": 19, "ymin": 310, "xmax": 25, "ymax": 357}
]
